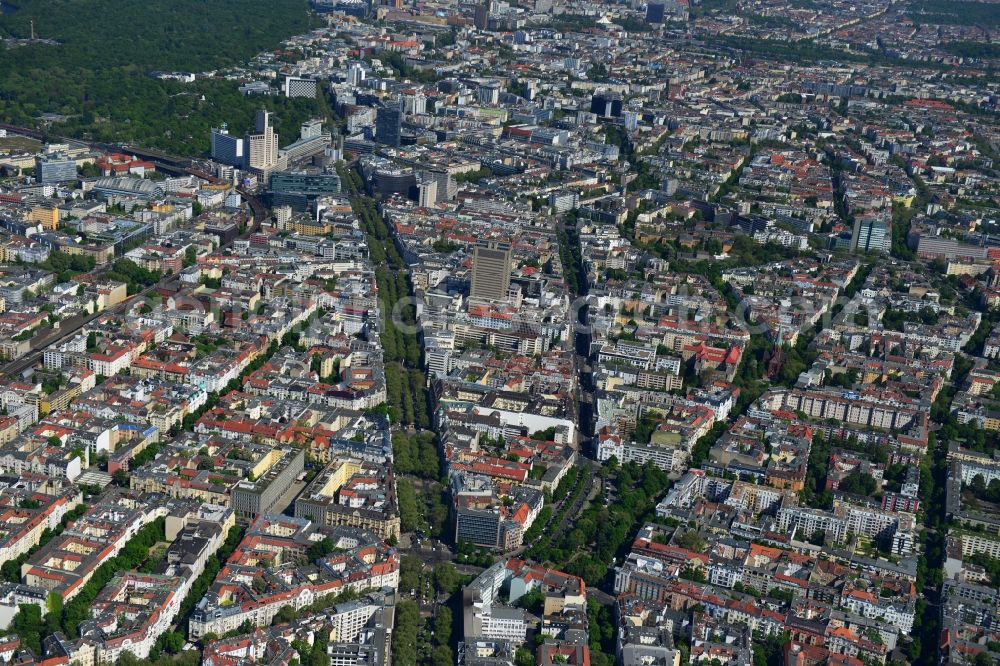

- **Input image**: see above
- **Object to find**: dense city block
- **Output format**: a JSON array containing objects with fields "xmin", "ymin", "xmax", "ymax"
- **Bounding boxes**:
[{"xmin": 0, "ymin": 0, "xmax": 996, "ymax": 666}]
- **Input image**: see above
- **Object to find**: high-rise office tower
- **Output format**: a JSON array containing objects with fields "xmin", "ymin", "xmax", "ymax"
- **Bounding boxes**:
[
  {"xmin": 210, "ymin": 123, "xmax": 245, "ymax": 167},
  {"xmin": 402, "ymin": 91, "xmax": 427, "ymax": 115},
  {"xmin": 35, "ymin": 154, "xmax": 77, "ymax": 184},
  {"xmin": 375, "ymin": 102, "xmax": 402, "ymax": 148},
  {"xmin": 591, "ymin": 91, "xmax": 623, "ymax": 118},
  {"xmin": 347, "ymin": 62, "xmax": 366, "ymax": 86},
  {"xmin": 245, "ymin": 109, "xmax": 279, "ymax": 171},
  {"xmin": 850, "ymin": 217, "xmax": 891, "ymax": 254},
  {"xmin": 325, "ymin": 135, "xmax": 345, "ymax": 164},
  {"xmin": 646, "ymin": 2, "xmax": 666, "ymax": 23},
  {"xmin": 417, "ymin": 174, "xmax": 438, "ymax": 208},
  {"xmin": 470, "ymin": 240, "xmax": 512, "ymax": 303},
  {"xmin": 474, "ymin": 1, "xmax": 489, "ymax": 29},
  {"xmin": 478, "ymin": 82, "xmax": 501, "ymax": 106},
  {"xmin": 255, "ymin": 109, "xmax": 271, "ymax": 135}
]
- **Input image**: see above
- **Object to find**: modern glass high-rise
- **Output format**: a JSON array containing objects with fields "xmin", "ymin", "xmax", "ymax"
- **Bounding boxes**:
[
  {"xmin": 470, "ymin": 240, "xmax": 512, "ymax": 303},
  {"xmin": 590, "ymin": 91, "xmax": 623, "ymax": 118},
  {"xmin": 375, "ymin": 103, "xmax": 402, "ymax": 148},
  {"xmin": 269, "ymin": 170, "xmax": 342, "ymax": 210},
  {"xmin": 851, "ymin": 217, "xmax": 891, "ymax": 254},
  {"xmin": 646, "ymin": 2, "xmax": 666, "ymax": 23},
  {"xmin": 210, "ymin": 123, "xmax": 244, "ymax": 167},
  {"xmin": 474, "ymin": 1, "xmax": 490, "ymax": 29}
]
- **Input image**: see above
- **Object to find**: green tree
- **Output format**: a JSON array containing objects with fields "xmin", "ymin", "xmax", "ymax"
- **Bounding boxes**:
[
  {"xmin": 160, "ymin": 631, "xmax": 185, "ymax": 654},
  {"xmin": 0, "ymin": 0, "xmax": 325, "ymax": 156},
  {"xmin": 516, "ymin": 589, "xmax": 545, "ymax": 614},
  {"xmin": 112, "ymin": 469, "xmax": 129, "ymax": 487},
  {"xmin": 433, "ymin": 562, "xmax": 459, "ymax": 595},
  {"xmin": 397, "ymin": 479, "xmax": 419, "ymax": 532},
  {"xmin": 433, "ymin": 606, "xmax": 452, "ymax": 647},
  {"xmin": 274, "ymin": 605, "xmax": 297, "ymax": 624},
  {"xmin": 309, "ymin": 629, "xmax": 330, "ymax": 666},
  {"xmin": 391, "ymin": 600, "xmax": 419, "ymax": 666},
  {"xmin": 515, "ymin": 648, "xmax": 535, "ymax": 666},
  {"xmin": 10, "ymin": 604, "xmax": 43, "ymax": 655},
  {"xmin": 838, "ymin": 471, "xmax": 878, "ymax": 496},
  {"xmin": 675, "ymin": 531, "xmax": 708, "ymax": 552},
  {"xmin": 306, "ymin": 537, "xmax": 335, "ymax": 562},
  {"xmin": 431, "ymin": 646, "xmax": 453, "ymax": 666}
]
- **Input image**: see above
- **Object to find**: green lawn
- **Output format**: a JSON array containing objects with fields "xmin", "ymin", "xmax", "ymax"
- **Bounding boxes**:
[{"xmin": 0, "ymin": 134, "xmax": 41, "ymax": 153}]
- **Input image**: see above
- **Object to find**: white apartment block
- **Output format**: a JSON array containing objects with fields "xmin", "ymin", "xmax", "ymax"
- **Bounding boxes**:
[
  {"xmin": 329, "ymin": 601, "xmax": 379, "ymax": 642},
  {"xmin": 465, "ymin": 602, "xmax": 527, "ymax": 643}
]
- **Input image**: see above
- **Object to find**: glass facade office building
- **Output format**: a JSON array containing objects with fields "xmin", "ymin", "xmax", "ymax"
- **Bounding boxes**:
[{"xmin": 268, "ymin": 171, "xmax": 342, "ymax": 211}]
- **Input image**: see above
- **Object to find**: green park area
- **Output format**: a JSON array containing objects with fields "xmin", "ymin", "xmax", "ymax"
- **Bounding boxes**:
[{"xmin": 0, "ymin": 0, "xmax": 330, "ymax": 155}]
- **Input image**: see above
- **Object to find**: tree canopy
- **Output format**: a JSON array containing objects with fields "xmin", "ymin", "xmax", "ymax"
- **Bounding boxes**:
[{"xmin": 0, "ymin": 0, "xmax": 328, "ymax": 155}]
